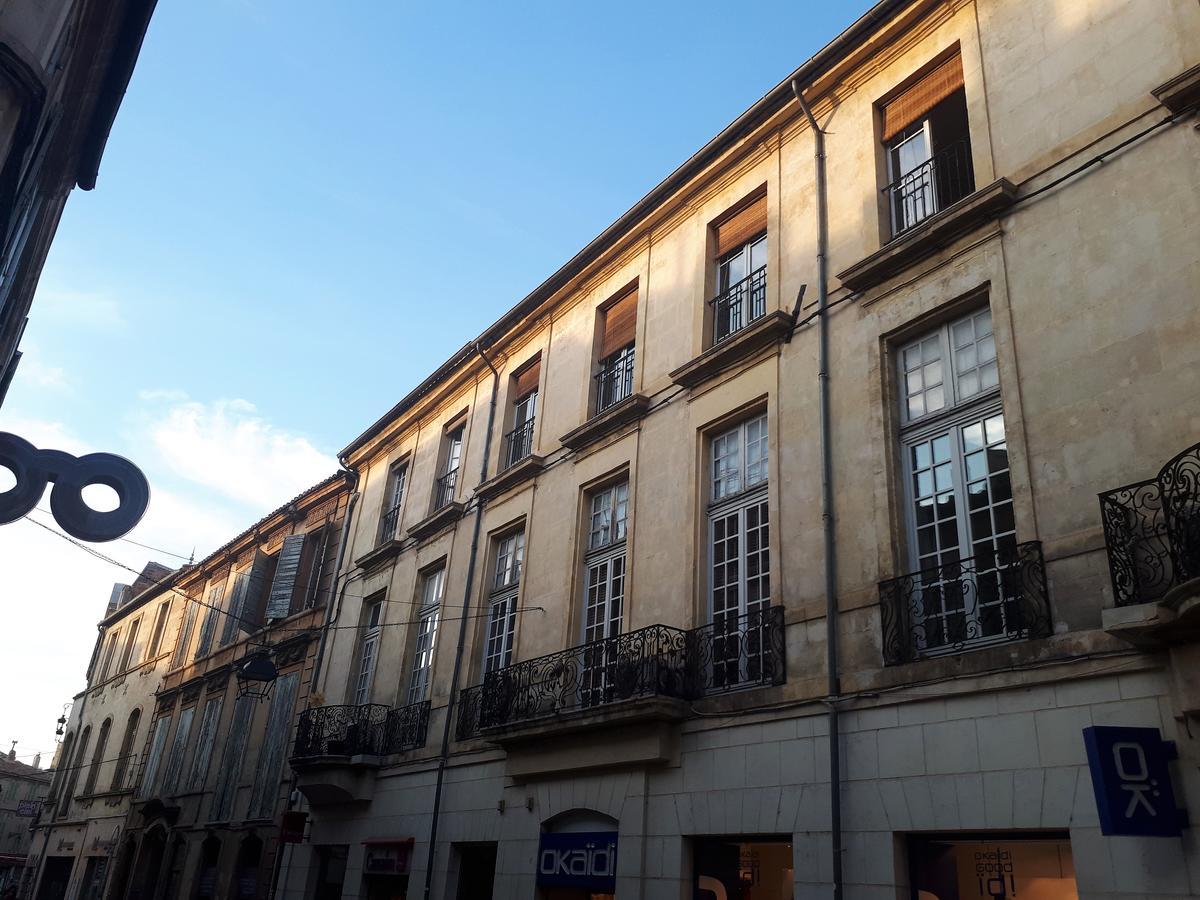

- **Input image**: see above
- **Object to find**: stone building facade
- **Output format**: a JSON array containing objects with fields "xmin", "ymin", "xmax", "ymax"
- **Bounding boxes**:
[
  {"xmin": 270, "ymin": 1, "xmax": 1200, "ymax": 899},
  {"xmin": 0, "ymin": 753, "xmax": 52, "ymax": 892},
  {"xmin": 0, "ymin": 0, "xmax": 155, "ymax": 405}
]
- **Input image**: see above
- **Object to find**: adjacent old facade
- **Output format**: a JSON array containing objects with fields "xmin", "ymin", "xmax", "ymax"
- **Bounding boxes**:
[
  {"xmin": 270, "ymin": 1, "xmax": 1200, "ymax": 899},
  {"xmin": 0, "ymin": 752, "xmax": 52, "ymax": 893},
  {"xmin": 0, "ymin": 0, "xmax": 156, "ymax": 405}
]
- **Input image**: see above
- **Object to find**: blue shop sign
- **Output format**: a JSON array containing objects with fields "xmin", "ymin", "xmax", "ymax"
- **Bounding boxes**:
[
  {"xmin": 1083, "ymin": 725, "xmax": 1187, "ymax": 837},
  {"xmin": 537, "ymin": 831, "xmax": 618, "ymax": 892}
]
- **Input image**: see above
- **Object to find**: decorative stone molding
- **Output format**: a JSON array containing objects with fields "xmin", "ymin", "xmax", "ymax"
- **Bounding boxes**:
[
  {"xmin": 559, "ymin": 394, "xmax": 651, "ymax": 452},
  {"xmin": 669, "ymin": 311, "xmax": 794, "ymax": 389},
  {"xmin": 407, "ymin": 502, "xmax": 465, "ymax": 543},
  {"xmin": 475, "ymin": 455, "xmax": 545, "ymax": 501}
]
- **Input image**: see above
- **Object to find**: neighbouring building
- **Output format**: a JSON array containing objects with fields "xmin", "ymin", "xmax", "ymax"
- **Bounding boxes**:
[
  {"xmin": 0, "ymin": 752, "xmax": 52, "ymax": 893},
  {"xmin": 0, "ymin": 0, "xmax": 156, "ymax": 405},
  {"xmin": 29, "ymin": 562, "xmax": 179, "ymax": 900},
  {"xmin": 268, "ymin": 1, "xmax": 1200, "ymax": 899}
]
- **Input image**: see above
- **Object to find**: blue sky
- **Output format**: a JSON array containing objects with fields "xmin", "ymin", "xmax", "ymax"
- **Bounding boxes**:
[{"xmin": 0, "ymin": 1, "xmax": 861, "ymax": 761}]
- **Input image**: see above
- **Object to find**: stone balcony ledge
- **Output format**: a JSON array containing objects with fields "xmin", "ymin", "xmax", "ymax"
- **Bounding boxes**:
[
  {"xmin": 669, "ymin": 310, "xmax": 794, "ymax": 389},
  {"xmin": 559, "ymin": 393, "xmax": 651, "ymax": 452}
]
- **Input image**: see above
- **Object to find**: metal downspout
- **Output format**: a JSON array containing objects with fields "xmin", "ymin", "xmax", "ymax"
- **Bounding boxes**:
[
  {"xmin": 791, "ymin": 78, "xmax": 842, "ymax": 900},
  {"xmin": 423, "ymin": 341, "xmax": 501, "ymax": 900},
  {"xmin": 309, "ymin": 466, "xmax": 360, "ymax": 694}
]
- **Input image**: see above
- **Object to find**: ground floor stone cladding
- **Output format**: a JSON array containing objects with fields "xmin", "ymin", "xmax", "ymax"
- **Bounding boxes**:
[{"xmin": 279, "ymin": 664, "xmax": 1200, "ymax": 900}]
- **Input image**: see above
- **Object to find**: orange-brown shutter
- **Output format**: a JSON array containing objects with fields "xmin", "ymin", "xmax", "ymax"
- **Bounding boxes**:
[
  {"xmin": 881, "ymin": 53, "xmax": 964, "ymax": 141},
  {"xmin": 715, "ymin": 194, "xmax": 767, "ymax": 257},
  {"xmin": 600, "ymin": 290, "xmax": 638, "ymax": 356},
  {"xmin": 513, "ymin": 359, "xmax": 540, "ymax": 398}
]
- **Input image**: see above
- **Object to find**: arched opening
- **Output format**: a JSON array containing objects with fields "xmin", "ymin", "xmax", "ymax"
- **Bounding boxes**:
[
  {"xmin": 193, "ymin": 835, "xmax": 222, "ymax": 900},
  {"xmin": 538, "ymin": 810, "xmax": 618, "ymax": 900},
  {"xmin": 83, "ymin": 717, "xmax": 112, "ymax": 795},
  {"xmin": 127, "ymin": 825, "xmax": 167, "ymax": 900},
  {"xmin": 48, "ymin": 732, "xmax": 74, "ymax": 807},
  {"xmin": 234, "ymin": 834, "xmax": 263, "ymax": 900},
  {"xmin": 111, "ymin": 708, "xmax": 141, "ymax": 790},
  {"xmin": 57, "ymin": 725, "xmax": 90, "ymax": 815},
  {"xmin": 106, "ymin": 836, "xmax": 138, "ymax": 900},
  {"xmin": 160, "ymin": 835, "xmax": 189, "ymax": 900}
]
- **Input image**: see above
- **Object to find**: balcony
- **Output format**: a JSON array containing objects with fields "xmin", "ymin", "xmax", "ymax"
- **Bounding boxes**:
[
  {"xmin": 457, "ymin": 606, "xmax": 785, "ymax": 743},
  {"xmin": 1099, "ymin": 442, "xmax": 1200, "ymax": 645},
  {"xmin": 710, "ymin": 266, "xmax": 767, "ymax": 344},
  {"xmin": 434, "ymin": 468, "xmax": 459, "ymax": 510},
  {"xmin": 408, "ymin": 471, "xmax": 464, "ymax": 542},
  {"xmin": 879, "ymin": 541, "xmax": 1051, "ymax": 666},
  {"xmin": 503, "ymin": 419, "xmax": 535, "ymax": 470},
  {"xmin": 560, "ymin": 348, "xmax": 649, "ymax": 451},
  {"xmin": 596, "ymin": 347, "xmax": 635, "ymax": 414},
  {"xmin": 379, "ymin": 505, "xmax": 402, "ymax": 545},
  {"xmin": 884, "ymin": 139, "xmax": 975, "ymax": 238},
  {"xmin": 291, "ymin": 701, "xmax": 431, "ymax": 804}
]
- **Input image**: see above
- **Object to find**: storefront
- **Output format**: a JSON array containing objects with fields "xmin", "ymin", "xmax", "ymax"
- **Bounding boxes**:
[
  {"xmin": 693, "ymin": 837, "xmax": 794, "ymax": 900},
  {"xmin": 907, "ymin": 834, "xmax": 1077, "ymax": 900},
  {"xmin": 536, "ymin": 820, "xmax": 617, "ymax": 900},
  {"xmin": 361, "ymin": 838, "xmax": 414, "ymax": 900}
]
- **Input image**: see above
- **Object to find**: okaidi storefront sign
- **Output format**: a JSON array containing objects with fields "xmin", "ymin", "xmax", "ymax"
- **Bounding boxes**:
[
  {"xmin": 537, "ymin": 831, "xmax": 618, "ymax": 892},
  {"xmin": 1083, "ymin": 725, "xmax": 1187, "ymax": 837}
]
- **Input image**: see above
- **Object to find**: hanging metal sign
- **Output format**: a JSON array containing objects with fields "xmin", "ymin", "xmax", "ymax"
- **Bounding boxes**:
[{"xmin": 1083, "ymin": 725, "xmax": 1187, "ymax": 837}]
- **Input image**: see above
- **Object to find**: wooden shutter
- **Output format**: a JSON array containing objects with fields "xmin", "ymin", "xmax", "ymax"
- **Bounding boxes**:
[
  {"xmin": 882, "ymin": 53, "xmax": 964, "ymax": 140},
  {"xmin": 266, "ymin": 535, "xmax": 306, "ymax": 621},
  {"xmin": 187, "ymin": 697, "xmax": 222, "ymax": 792},
  {"xmin": 248, "ymin": 672, "xmax": 300, "ymax": 819},
  {"xmin": 600, "ymin": 290, "xmax": 638, "ymax": 356},
  {"xmin": 715, "ymin": 194, "xmax": 768, "ymax": 256},
  {"xmin": 161, "ymin": 706, "xmax": 195, "ymax": 795},
  {"xmin": 220, "ymin": 573, "xmax": 249, "ymax": 645},
  {"xmin": 209, "ymin": 696, "xmax": 254, "ymax": 821},
  {"xmin": 513, "ymin": 359, "xmax": 540, "ymax": 398}
]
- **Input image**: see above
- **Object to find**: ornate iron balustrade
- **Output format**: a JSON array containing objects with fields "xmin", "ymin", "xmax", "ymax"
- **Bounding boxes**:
[
  {"xmin": 595, "ymin": 346, "xmax": 635, "ymax": 413},
  {"xmin": 883, "ymin": 138, "xmax": 974, "ymax": 237},
  {"xmin": 293, "ymin": 701, "xmax": 431, "ymax": 759},
  {"xmin": 503, "ymin": 419, "xmax": 535, "ymax": 470},
  {"xmin": 456, "ymin": 606, "xmax": 786, "ymax": 740},
  {"xmin": 1100, "ymin": 441, "xmax": 1200, "ymax": 607},
  {"xmin": 879, "ymin": 540, "xmax": 1050, "ymax": 665},
  {"xmin": 379, "ymin": 504, "xmax": 402, "ymax": 545},
  {"xmin": 709, "ymin": 266, "xmax": 767, "ymax": 343},
  {"xmin": 434, "ymin": 468, "xmax": 459, "ymax": 510}
]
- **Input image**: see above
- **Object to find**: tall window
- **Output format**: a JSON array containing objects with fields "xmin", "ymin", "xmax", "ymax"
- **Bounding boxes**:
[
  {"xmin": 711, "ymin": 195, "xmax": 767, "ymax": 343},
  {"xmin": 578, "ymin": 481, "xmax": 629, "ymax": 704},
  {"xmin": 161, "ymin": 706, "xmax": 196, "ymax": 795},
  {"xmin": 110, "ymin": 709, "xmax": 140, "ymax": 791},
  {"xmin": 145, "ymin": 602, "xmax": 170, "ymax": 661},
  {"xmin": 407, "ymin": 567, "xmax": 444, "ymax": 704},
  {"xmin": 171, "ymin": 605, "xmax": 197, "ymax": 670},
  {"xmin": 379, "ymin": 462, "xmax": 408, "ymax": 544},
  {"xmin": 59, "ymin": 726, "xmax": 90, "ymax": 813},
  {"xmin": 484, "ymin": 530, "xmax": 524, "ymax": 673},
  {"xmin": 248, "ymin": 671, "xmax": 300, "ymax": 819},
  {"xmin": 194, "ymin": 584, "xmax": 225, "ymax": 660},
  {"xmin": 118, "ymin": 617, "xmax": 141, "ymax": 672},
  {"xmin": 435, "ymin": 426, "xmax": 465, "ymax": 510},
  {"xmin": 139, "ymin": 715, "xmax": 171, "ymax": 799},
  {"xmin": 881, "ymin": 53, "xmax": 973, "ymax": 236},
  {"xmin": 897, "ymin": 306, "xmax": 1012, "ymax": 652},
  {"xmin": 352, "ymin": 598, "xmax": 383, "ymax": 706},
  {"xmin": 98, "ymin": 630, "xmax": 120, "ymax": 682},
  {"xmin": 595, "ymin": 290, "xmax": 637, "ymax": 413},
  {"xmin": 187, "ymin": 697, "xmax": 222, "ymax": 792},
  {"xmin": 504, "ymin": 362, "xmax": 539, "ymax": 469},
  {"xmin": 708, "ymin": 414, "xmax": 771, "ymax": 686},
  {"xmin": 82, "ymin": 718, "xmax": 111, "ymax": 796}
]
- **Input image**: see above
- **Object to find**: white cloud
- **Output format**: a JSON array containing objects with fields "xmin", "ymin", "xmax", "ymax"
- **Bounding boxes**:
[
  {"xmin": 36, "ymin": 288, "xmax": 127, "ymax": 333},
  {"xmin": 137, "ymin": 388, "xmax": 189, "ymax": 403},
  {"xmin": 141, "ymin": 395, "xmax": 337, "ymax": 512},
  {"xmin": 14, "ymin": 354, "xmax": 69, "ymax": 390}
]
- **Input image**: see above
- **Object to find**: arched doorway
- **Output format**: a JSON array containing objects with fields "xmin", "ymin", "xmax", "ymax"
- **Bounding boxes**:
[
  {"xmin": 234, "ymin": 835, "xmax": 263, "ymax": 900},
  {"xmin": 106, "ymin": 835, "xmax": 138, "ymax": 900},
  {"xmin": 537, "ymin": 810, "xmax": 618, "ymax": 900},
  {"xmin": 126, "ymin": 826, "xmax": 167, "ymax": 900},
  {"xmin": 192, "ymin": 836, "xmax": 221, "ymax": 900}
]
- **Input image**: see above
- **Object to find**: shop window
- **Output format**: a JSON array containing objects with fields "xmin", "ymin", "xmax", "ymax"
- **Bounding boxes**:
[
  {"xmin": 694, "ymin": 836, "xmax": 793, "ymax": 900},
  {"xmin": 908, "ymin": 833, "xmax": 1077, "ymax": 900}
]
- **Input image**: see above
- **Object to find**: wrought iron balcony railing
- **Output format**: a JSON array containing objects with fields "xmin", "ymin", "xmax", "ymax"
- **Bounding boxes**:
[
  {"xmin": 434, "ymin": 468, "xmax": 459, "ymax": 510},
  {"xmin": 379, "ymin": 504, "xmax": 402, "ymax": 545},
  {"xmin": 293, "ymin": 701, "xmax": 430, "ymax": 759},
  {"xmin": 709, "ymin": 266, "xmax": 767, "ymax": 343},
  {"xmin": 595, "ymin": 347, "xmax": 635, "ymax": 414},
  {"xmin": 883, "ymin": 138, "xmax": 975, "ymax": 237},
  {"xmin": 456, "ymin": 606, "xmax": 785, "ymax": 740},
  {"xmin": 1100, "ymin": 441, "xmax": 1200, "ymax": 607},
  {"xmin": 503, "ymin": 419, "xmax": 535, "ymax": 470},
  {"xmin": 879, "ymin": 540, "xmax": 1050, "ymax": 665}
]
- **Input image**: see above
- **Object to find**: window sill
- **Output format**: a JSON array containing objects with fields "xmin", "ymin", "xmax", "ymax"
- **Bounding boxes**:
[
  {"xmin": 354, "ymin": 538, "xmax": 404, "ymax": 571},
  {"xmin": 837, "ymin": 178, "xmax": 1017, "ymax": 293},
  {"xmin": 407, "ymin": 502, "xmax": 465, "ymax": 543},
  {"xmin": 560, "ymin": 393, "xmax": 651, "ymax": 452},
  {"xmin": 476, "ymin": 454, "xmax": 544, "ymax": 501},
  {"xmin": 1152, "ymin": 63, "xmax": 1200, "ymax": 114},
  {"xmin": 669, "ymin": 310, "xmax": 794, "ymax": 389},
  {"xmin": 1101, "ymin": 577, "xmax": 1200, "ymax": 651}
]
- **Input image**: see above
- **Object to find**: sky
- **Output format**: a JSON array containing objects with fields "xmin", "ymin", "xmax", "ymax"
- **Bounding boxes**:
[{"xmin": 0, "ymin": 1, "xmax": 861, "ymax": 766}]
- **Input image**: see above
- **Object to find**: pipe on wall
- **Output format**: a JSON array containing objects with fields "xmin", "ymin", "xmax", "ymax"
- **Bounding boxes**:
[
  {"xmin": 791, "ymin": 78, "xmax": 842, "ymax": 900},
  {"xmin": 422, "ymin": 341, "xmax": 501, "ymax": 900}
]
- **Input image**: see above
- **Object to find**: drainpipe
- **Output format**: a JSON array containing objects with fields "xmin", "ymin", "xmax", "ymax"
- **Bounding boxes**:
[
  {"xmin": 308, "ymin": 466, "xmax": 360, "ymax": 694},
  {"xmin": 791, "ymin": 78, "xmax": 842, "ymax": 900},
  {"xmin": 423, "ymin": 341, "xmax": 501, "ymax": 900}
]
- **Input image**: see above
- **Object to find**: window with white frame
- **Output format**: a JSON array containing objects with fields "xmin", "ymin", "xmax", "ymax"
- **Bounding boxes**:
[
  {"xmin": 379, "ymin": 462, "xmax": 408, "ymax": 544},
  {"xmin": 580, "ymin": 480, "xmax": 629, "ymax": 705},
  {"xmin": 708, "ymin": 414, "xmax": 771, "ymax": 687},
  {"xmin": 483, "ymin": 530, "xmax": 524, "ymax": 674},
  {"xmin": 352, "ymin": 597, "xmax": 384, "ymax": 706},
  {"xmin": 897, "ymin": 306, "xmax": 1015, "ymax": 652},
  {"xmin": 408, "ymin": 567, "xmax": 444, "ymax": 704}
]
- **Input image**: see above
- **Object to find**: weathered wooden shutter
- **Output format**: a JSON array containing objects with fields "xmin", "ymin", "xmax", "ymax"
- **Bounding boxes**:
[
  {"xmin": 513, "ymin": 359, "xmax": 540, "ymax": 399},
  {"xmin": 248, "ymin": 672, "xmax": 300, "ymax": 819},
  {"xmin": 242, "ymin": 550, "xmax": 273, "ymax": 631},
  {"xmin": 715, "ymin": 194, "xmax": 768, "ymax": 256},
  {"xmin": 266, "ymin": 535, "xmax": 306, "ymax": 621},
  {"xmin": 139, "ymin": 715, "xmax": 171, "ymax": 798},
  {"xmin": 170, "ymin": 606, "xmax": 196, "ymax": 669},
  {"xmin": 195, "ymin": 585, "xmax": 223, "ymax": 658},
  {"xmin": 600, "ymin": 290, "xmax": 638, "ymax": 357},
  {"xmin": 220, "ymin": 574, "xmax": 248, "ymax": 645},
  {"xmin": 187, "ymin": 697, "xmax": 223, "ymax": 792},
  {"xmin": 882, "ymin": 53, "xmax": 964, "ymax": 140},
  {"xmin": 209, "ymin": 695, "xmax": 254, "ymax": 821},
  {"xmin": 161, "ymin": 706, "xmax": 195, "ymax": 795}
]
